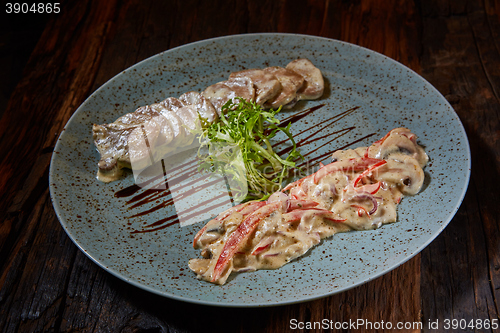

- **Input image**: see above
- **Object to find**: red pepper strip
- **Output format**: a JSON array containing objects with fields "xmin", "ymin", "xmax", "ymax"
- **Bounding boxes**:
[
  {"xmin": 251, "ymin": 243, "xmax": 272, "ymax": 255},
  {"xmin": 351, "ymin": 204, "xmax": 369, "ymax": 217},
  {"xmin": 363, "ymin": 147, "xmax": 370, "ymax": 158},
  {"xmin": 283, "ymin": 174, "xmax": 312, "ymax": 197},
  {"xmin": 374, "ymin": 130, "xmax": 392, "ymax": 145},
  {"xmin": 282, "ymin": 209, "xmax": 306, "ymax": 223},
  {"xmin": 283, "ymin": 208, "xmax": 346, "ymax": 224},
  {"xmin": 401, "ymin": 133, "xmax": 416, "ymax": 142},
  {"xmin": 192, "ymin": 224, "xmax": 208, "ymax": 248},
  {"xmin": 211, "ymin": 201, "xmax": 282, "ymax": 282},
  {"xmin": 352, "ymin": 160, "xmax": 387, "ymax": 187},
  {"xmin": 344, "ymin": 181, "xmax": 381, "ymax": 195},
  {"xmin": 214, "ymin": 201, "xmax": 252, "ymax": 221},
  {"xmin": 251, "ymin": 237, "xmax": 274, "ymax": 255},
  {"xmin": 238, "ymin": 201, "xmax": 267, "ymax": 216},
  {"xmin": 355, "ymin": 181, "xmax": 381, "ymax": 195},
  {"xmin": 193, "ymin": 201, "xmax": 265, "ymax": 248},
  {"xmin": 289, "ymin": 185, "xmax": 308, "ymax": 201},
  {"xmin": 324, "ymin": 216, "xmax": 347, "ymax": 223},
  {"xmin": 313, "ymin": 158, "xmax": 383, "ymax": 184},
  {"xmin": 282, "ymin": 178, "xmax": 303, "ymax": 192},
  {"xmin": 286, "ymin": 199, "xmax": 319, "ymax": 212}
]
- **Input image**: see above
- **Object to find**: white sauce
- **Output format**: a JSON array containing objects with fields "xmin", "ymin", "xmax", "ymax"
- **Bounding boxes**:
[{"xmin": 189, "ymin": 128, "xmax": 428, "ymax": 285}]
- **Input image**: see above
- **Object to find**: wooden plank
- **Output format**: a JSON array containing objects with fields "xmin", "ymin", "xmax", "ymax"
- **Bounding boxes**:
[
  {"xmin": 57, "ymin": 0, "xmax": 423, "ymax": 331},
  {"xmin": 0, "ymin": 0, "xmax": 119, "ymax": 331},
  {"xmin": 0, "ymin": 0, "xmax": 432, "ymax": 331},
  {"xmin": 419, "ymin": 0, "xmax": 500, "ymax": 331}
]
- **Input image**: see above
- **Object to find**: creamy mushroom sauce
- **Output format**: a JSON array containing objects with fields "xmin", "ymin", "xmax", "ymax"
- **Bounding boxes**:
[{"xmin": 189, "ymin": 128, "xmax": 428, "ymax": 285}]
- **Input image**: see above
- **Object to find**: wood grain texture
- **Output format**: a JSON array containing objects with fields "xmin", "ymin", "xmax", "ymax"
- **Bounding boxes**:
[
  {"xmin": 0, "ymin": 0, "xmax": 498, "ymax": 332},
  {"xmin": 419, "ymin": 0, "xmax": 500, "ymax": 331}
]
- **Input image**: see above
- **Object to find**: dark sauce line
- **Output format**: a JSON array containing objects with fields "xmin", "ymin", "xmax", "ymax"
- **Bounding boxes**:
[
  {"xmin": 139, "ymin": 192, "xmax": 228, "ymax": 230},
  {"xmin": 277, "ymin": 126, "xmax": 355, "ymax": 157},
  {"xmin": 128, "ymin": 170, "xmax": 214, "ymax": 210},
  {"xmin": 278, "ymin": 104, "xmax": 325, "ymax": 128},
  {"xmin": 129, "ymin": 176, "xmax": 225, "ymax": 217},
  {"xmin": 127, "ymin": 188, "xmax": 164, "ymax": 206},
  {"xmin": 275, "ymin": 106, "xmax": 359, "ymax": 156},
  {"xmin": 132, "ymin": 192, "xmax": 230, "ymax": 234},
  {"xmin": 296, "ymin": 132, "xmax": 377, "ymax": 169},
  {"xmin": 133, "ymin": 132, "xmax": 377, "ymax": 233},
  {"xmin": 131, "ymin": 218, "xmax": 179, "ymax": 233},
  {"xmin": 294, "ymin": 128, "xmax": 355, "ymax": 169},
  {"xmin": 177, "ymin": 192, "xmax": 229, "ymax": 218},
  {"xmin": 124, "ymin": 162, "xmax": 201, "ymax": 206},
  {"xmin": 127, "ymin": 167, "xmax": 200, "ymax": 208},
  {"xmin": 288, "ymin": 127, "xmax": 354, "ymax": 173},
  {"xmin": 331, "ymin": 132, "xmax": 378, "ymax": 153},
  {"xmin": 116, "ymin": 104, "xmax": 375, "ymax": 233},
  {"xmin": 172, "ymin": 176, "xmax": 225, "ymax": 200},
  {"xmin": 115, "ymin": 184, "xmax": 142, "ymax": 198},
  {"xmin": 114, "ymin": 157, "xmax": 199, "ymax": 199},
  {"xmin": 163, "ymin": 162, "xmax": 199, "ymax": 183},
  {"xmin": 127, "ymin": 165, "xmax": 199, "ymax": 205},
  {"xmin": 295, "ymin": 106, "xmax": 359, "ymax": 144},
  {"xmin": 166, "ymin": 156, "xmax": 198, "ymax": 175},
  {"xmin": 301, "ymin": 127, "xmax": 356, "ymax": 153},
  {"xmin": 272, "ymin": 106, "xmax": 360, "ymax": 150},
  {"xmin": 299, "ymin": 127, "xmax": 356, "ymax": 158},
  {"xmin": 130, "ymin": 197, "xmax": 175, "ymax": 217}
]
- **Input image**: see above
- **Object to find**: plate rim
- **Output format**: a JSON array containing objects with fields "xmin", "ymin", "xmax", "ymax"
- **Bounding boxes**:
[{"xmin": 49, "ymin": 32, "xmax": 471, "ymax": 307}]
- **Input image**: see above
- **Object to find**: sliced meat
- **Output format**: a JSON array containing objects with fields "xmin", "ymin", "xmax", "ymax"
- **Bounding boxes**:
[
  {"xmin": 286, "ymin": 58, "xmax": 324, "ymax": 100},
  {"xmin": 262, "ymin": 67, "xmax": 304, "ymax": 109},
  {"xmin": 179, "ymin": 91, "xmax": 218, "ymax": 124},
  {"xmin": 93, "ymin": 97, "xmax": 202, "ymax": 181},
  {"xmin": 128, "ymin": 114, "xmax": 175, "ymax": 170},
  {"xmin": 93, "ymin": 105, "xmax": 162, "ymax": 181},
  {"xmin": 161, "ymin": 110, "xmax": 186, "ymax": 146},
  {"xmin": 161, "ymin": 97, "xmax": 185, "ymax": 112},
  {"xmin": 175, "ymin": 105, "xmax": 201, "ymax": 146},
  {"xmin": 202, "ymin": 77, "xmax": 255, "ymax": 114},
  {"xmin": 94, "ymin": 59, "xmax": 324, "ymax": 183},
  {"xmin": 229, "ymin": 69, "xmax": 281, "ymax": 106},
  {"xmin": 108, "ymin": 105, "xmax": 160, "ymax": 127},
  {"xmin": 152, "ymin": 99, "xmax": 190, "ymax": 147}
]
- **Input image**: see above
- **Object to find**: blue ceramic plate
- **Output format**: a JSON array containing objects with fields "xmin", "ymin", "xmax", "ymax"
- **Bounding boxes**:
[{"xmin": 49, "ymin": 34, "xmax": 470, "ymax": 307}]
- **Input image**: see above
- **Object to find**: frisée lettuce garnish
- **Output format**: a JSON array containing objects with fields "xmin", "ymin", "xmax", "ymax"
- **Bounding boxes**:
[{"xmin": 197, "ymin": 98, "xmax": 302, "ymax": 201}]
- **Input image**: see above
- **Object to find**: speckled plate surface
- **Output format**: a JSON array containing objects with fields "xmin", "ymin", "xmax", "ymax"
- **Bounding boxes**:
[{"xmin": 49, "ymin": 33, "xmax": 470, "ymax": 307}]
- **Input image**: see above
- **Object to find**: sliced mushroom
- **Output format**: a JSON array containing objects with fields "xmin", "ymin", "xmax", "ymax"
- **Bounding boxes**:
[
  {"xmin": 368, "ymin": 127, "xmax": 428, "ymax": 168},
  {"xmin": 375, "ymin": 155, "xmax": 425, "ymax": 195},
  {"xmin": 188, "ymin": 258, "xmax": 211, "ymax": 275}
]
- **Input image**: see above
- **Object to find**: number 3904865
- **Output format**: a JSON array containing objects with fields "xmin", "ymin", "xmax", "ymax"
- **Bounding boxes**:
[{"xmin": 6, "ymin": 3, "xmax": 60, "ymax": 14}]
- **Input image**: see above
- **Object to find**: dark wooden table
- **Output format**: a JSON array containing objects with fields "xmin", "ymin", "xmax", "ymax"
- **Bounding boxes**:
[{"xmin": 1, "ymin": 1, "xmax": 499, "ymax": 332}]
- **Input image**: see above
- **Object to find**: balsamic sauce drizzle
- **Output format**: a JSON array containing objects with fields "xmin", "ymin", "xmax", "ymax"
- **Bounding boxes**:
[{"xmin": 115, "ymin": 104, "xmax": 375, "ymax": 233}]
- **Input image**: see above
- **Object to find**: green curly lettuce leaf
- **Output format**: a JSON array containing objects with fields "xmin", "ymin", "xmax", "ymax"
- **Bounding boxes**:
[{"xmin": 197, "ymin": 98, "xmax": 303, "ymax": 201}]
